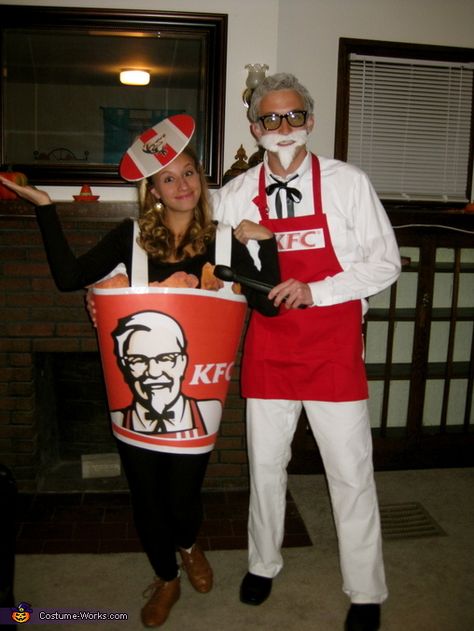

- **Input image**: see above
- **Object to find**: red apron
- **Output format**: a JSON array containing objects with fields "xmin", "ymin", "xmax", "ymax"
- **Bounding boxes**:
[{"xmin": 241, "ymin": 154, "xmax": 368, "ymax": 401}]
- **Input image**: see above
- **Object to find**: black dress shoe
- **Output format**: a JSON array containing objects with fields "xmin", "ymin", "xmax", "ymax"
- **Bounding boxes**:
[
  {"xmin": 345, "ymin": 604, "xmax": 381, "ymax": 631},
  {"xmin": 239, "ymin": 572, "xmax": 272, "ymax": 605}
]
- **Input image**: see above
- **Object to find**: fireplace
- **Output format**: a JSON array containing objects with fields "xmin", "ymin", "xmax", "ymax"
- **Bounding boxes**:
[
  {"xmin": 37, "ymin": 352, "xmax": 114, "ymax": 460},
  {"xmin": 0, "ymin": 200, "xmax": 249, "ymax": 492},
  {"xmin": 34, "ymin": 352, "xmax": 127, "ymax": 491}
]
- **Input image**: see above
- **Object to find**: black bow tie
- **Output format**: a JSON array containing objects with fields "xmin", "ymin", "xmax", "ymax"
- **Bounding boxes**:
[
  {"xmin": 145, "ymin": 410, "xmax": 175, "ymax": 433},
  {"xmin": 265, "ymin": 175, "xmax": 302, "ymax": 218}
]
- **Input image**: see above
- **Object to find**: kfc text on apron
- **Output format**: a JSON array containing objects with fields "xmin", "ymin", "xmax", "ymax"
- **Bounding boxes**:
[{"xmin": 241, "ymin": 155, "xmax": 368, "ymax": 402}]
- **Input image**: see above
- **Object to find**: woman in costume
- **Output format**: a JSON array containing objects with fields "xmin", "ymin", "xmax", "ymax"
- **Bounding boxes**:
[{"xmin": 0, "ymin": 116, "xmax": 279, "ymax": 628}]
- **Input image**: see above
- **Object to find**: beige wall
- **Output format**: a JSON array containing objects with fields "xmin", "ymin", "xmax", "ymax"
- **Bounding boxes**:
[{"xmin": 5, "ymin": 0, "xmax": 474, "ymax": 200}]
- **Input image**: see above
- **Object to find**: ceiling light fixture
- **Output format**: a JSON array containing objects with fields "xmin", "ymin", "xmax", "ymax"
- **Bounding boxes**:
[{"xmin": 119, "ymin": 69, "xmax": 150, "ymax": 86}]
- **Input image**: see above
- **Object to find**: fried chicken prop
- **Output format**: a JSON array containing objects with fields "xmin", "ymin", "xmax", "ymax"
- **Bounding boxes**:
[{"xmin": 85, "ymin": 264, "xmax": 241, "ymax": 326}]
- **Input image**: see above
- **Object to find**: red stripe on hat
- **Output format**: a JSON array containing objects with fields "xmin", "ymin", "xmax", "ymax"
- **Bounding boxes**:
[
  {"xmin": 140, "ymin": 127, "xmax": 158, "ymax": 143},
  {"xmin": 169, "ymin": 114, "xmax": 195, "ymax": 137},
  {"xmin": 119, "ymin": 152, "xmax": 145, "ymax": 181}
]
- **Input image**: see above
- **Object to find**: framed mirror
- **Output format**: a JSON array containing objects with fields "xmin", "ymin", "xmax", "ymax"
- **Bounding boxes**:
[{"xmin": 0, "ymin": 5, "xmax": 227, "ymax": 187}]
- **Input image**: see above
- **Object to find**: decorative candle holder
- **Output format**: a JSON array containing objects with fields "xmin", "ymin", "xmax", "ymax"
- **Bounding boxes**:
[{"xmin": 242, "ymin": 63, "xmax": 269, "ymax": 108}]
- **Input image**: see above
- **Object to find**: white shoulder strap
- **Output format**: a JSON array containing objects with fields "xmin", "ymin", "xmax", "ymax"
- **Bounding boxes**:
[
  {"xmin": 215, "ymin": 222, "xmax": 232, "ymax": 266},
  {"xmin": 215, "ymin": 222, "xmax": 233, "ymax": 291},
  {"xmin": 131, "ymin": 220, "xmax": 149, "ymax": 287}
]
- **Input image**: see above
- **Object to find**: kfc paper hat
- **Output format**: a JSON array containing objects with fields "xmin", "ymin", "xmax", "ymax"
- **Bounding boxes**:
[{"xmin": 119, "ymin": 114, "xmax": 195, "ymax": 182}]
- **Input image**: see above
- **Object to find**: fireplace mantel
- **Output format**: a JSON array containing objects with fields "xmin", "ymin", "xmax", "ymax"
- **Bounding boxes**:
[{"xmin": 0, "ymin": 200, "xmax": 139, "ymax": 222}]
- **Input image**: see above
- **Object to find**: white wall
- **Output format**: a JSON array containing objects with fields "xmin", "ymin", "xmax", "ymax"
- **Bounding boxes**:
[
  {"xmin": 277, "ymin": 0, "xmax": 474, "ymax": 158},
  {"xmin": 5, "ymin": 0, "xmax": 474, "ymax": 200}
]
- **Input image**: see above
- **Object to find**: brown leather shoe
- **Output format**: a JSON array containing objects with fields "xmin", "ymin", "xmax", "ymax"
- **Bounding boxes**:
[
  {"xmin": 141, "ymin": 576, "xmax": 180, "ymax": 627},
  {"xmin": 179, "ymin": 544, "xmax": 213, "ymax": 593}
]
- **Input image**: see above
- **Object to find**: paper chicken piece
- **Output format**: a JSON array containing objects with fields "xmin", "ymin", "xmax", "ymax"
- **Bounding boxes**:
[
  {"xmin": 200, "ymin": 262, "xmax": 224, "ymax": 291},
  {"xmin": 88, "ymin": 266, "xmax": 241, "ymax": 293},
  {"xmin": 149, "ymin": 271, "xmax": 199, "ymax": 288},
  {"xmin": 91, "ymin": 273, "xmax": 130, "ymax": 289}
]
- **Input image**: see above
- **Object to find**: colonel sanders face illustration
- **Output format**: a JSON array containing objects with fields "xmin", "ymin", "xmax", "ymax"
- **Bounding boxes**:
[{"xmin": 113, "ymin": 311, "xmax": 188, "ymax": 416}]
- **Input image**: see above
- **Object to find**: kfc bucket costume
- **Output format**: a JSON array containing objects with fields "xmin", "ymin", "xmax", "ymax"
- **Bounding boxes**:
[{"xmin": 213, "ymin": 152, "xmax": 401, "ymax": 604}]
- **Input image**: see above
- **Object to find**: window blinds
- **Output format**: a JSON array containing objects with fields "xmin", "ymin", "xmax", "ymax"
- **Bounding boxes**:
[{"xmin": 347, "ymin": 54, "xmax": 474, "ymax": 202}]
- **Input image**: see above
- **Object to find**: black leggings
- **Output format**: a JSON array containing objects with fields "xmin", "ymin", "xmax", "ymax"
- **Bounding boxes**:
[{"xmin": 117, "ymin": 440, "xmax": 210, "ymax": 581}]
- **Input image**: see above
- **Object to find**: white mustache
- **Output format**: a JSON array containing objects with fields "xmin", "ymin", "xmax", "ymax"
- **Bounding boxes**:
[
  {"xmin": 259, "ymin": 130, "xmax": 308, "ymax": 152},
  {"xmin": 259, "ymin": 130, "xmax": 308, "ymax": 170}
]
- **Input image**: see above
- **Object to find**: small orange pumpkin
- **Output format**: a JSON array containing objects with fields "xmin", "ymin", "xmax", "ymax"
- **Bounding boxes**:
[{"xmin": 0, "ymin": 170, "xmax": 28, "ymax": 200}]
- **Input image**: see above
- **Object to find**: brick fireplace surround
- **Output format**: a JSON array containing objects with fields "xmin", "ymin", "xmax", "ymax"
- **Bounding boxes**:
[{"xmin": 0, "ymin": 200, "xmax": 249, "ymax": 492}]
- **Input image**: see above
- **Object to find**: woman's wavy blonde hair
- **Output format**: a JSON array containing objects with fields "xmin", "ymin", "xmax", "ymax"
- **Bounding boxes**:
[{"xmin": 136, "ymin": 145, "xmax": 216, "ymax": 261}]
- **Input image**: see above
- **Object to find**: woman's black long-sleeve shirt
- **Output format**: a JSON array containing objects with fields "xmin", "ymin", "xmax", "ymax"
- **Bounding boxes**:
[{"xmin": 35, "ymin": 205, "xmax": 280, "ymax": 316}]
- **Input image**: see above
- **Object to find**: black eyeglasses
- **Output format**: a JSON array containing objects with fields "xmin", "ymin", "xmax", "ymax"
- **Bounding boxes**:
[
  {"xmin": 258, "ymin": 110, "xmax": 308, "ymax": 131},
  {"xmin": 123, "ymin": 352, "xmax": 182, "ymax": 374}
]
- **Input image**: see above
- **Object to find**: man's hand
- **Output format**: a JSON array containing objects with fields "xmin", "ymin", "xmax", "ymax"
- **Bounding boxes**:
[
  {"xmin": 234, "ymin": 220, "xmax": 273, "ymax": 244},
  {"xmin": 268, "ymin": 278, "xmax": 313, "ymax": 309}
]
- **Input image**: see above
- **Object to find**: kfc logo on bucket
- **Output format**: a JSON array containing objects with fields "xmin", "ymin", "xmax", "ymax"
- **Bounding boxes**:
[
  {"xmin": 92, "ymin": 287, "xmax": 247, "ymax": 454},
  {"xmin": 190, "ymin": 362, "xmax": 235, "ymax": 385},
  {"xmin": 275, "ymin": 228, "xmax": 325, "ymax": 252}
]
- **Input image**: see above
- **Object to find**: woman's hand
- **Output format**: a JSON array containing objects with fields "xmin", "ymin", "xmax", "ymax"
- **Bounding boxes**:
[
  {"xmin": 84, "ymin": 290, "xmax": 97, "ymax": 328},
  {"xmin": 268, "ymin": 278, "xmax": 314, "ymax": 309},
  {"xmin": 234, "ymin": 219, "xmax": 273, "ymax": 244},
  {"xmin": 0, "ymin": 176, "xmax": 52, "ymax": 206},
  {"xmin": 85, "ymin": 273, "xmax": 130, "ymax": 327}
]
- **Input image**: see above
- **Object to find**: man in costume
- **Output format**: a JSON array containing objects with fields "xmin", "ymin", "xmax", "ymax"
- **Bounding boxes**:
[{"xmin": 213, "ymin": 73, "xmax": 401, "ymax": 631}]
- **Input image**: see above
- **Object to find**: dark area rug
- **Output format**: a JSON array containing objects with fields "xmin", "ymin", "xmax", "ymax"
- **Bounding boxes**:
[{"xmin": 14, "ymin": 490, "xmax": 312, "ymax": 554}]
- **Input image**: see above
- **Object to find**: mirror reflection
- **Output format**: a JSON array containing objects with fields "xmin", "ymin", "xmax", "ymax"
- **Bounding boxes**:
[{"xmin": 1, "ymin": 8, "xmax": 227, "ymax": 186}]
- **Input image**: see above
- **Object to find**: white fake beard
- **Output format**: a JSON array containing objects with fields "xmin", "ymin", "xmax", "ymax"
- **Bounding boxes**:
[{"xmin": 259, "ymin": 130, "xmax": 308, "ymax": 171}]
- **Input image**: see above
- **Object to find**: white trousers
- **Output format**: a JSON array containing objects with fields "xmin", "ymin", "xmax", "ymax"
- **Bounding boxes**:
[{"xmin": 246, "ymin": 398, "xmax": 388, "ymax": 604}]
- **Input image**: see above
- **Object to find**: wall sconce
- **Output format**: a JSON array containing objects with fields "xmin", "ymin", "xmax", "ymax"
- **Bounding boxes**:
[
  {"xmin": 119, "ymin": 69, "xmax": 150, "ymax": 86},
  {"xmin": 242, "ymin": 63, "xmax": 269, "ymax": 107}
]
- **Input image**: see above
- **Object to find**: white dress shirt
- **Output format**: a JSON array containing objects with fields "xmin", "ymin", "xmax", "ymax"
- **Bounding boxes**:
[{"xmin": 212, "ymin": 152, "xmax": 401, "ymax": 313}]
